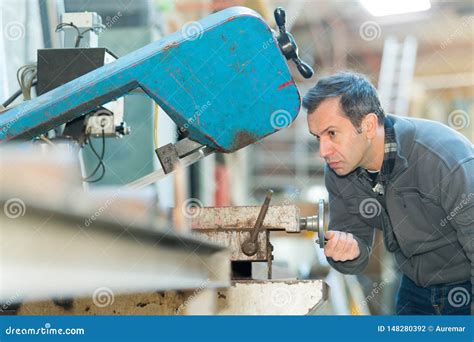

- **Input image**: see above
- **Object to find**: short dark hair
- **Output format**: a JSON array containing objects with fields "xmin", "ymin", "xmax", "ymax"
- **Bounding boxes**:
[{"xmin": 302, "ymin": 71, "xmax": 385, "ymax": 127}]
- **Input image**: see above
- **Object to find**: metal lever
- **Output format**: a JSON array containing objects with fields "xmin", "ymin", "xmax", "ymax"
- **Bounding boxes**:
[
  {"xmin": 274, "ymin": 7, "xmax": 314, "ymax": 79},
  {"xmin": 241, "ymin": 190, "xmax": 273, "ymax": 256}
]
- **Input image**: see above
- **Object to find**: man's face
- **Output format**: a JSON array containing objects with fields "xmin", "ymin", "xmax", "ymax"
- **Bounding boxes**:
[{"xmin": 307, "ymin": 97, "xmax": 369, "ymax": 176}]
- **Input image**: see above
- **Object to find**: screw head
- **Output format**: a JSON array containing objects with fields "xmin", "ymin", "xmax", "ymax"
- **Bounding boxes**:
[{"xmin": 242, "ymin": 240, "xmax": 258, "ymax": 256}]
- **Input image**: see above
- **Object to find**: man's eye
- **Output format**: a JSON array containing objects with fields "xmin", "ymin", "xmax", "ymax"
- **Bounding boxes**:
[{"xmin": 328, "ymin": 131, "xmax": 336, "ymax": 137}]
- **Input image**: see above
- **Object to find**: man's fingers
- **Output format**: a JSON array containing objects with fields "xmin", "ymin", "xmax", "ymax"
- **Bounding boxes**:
[
  {"xmin": 339, "ymin": 233, "xmax": 355, "ymax": 261},
  {"xmin": 334, "ymin": 234, "xmax": 347, "ymax": 260},
  {"xmin": 325, "ymin": 231, "xmax": 335, "ymax": 240},
  {"xmin": 349, "ymin": 238, "xmax": 360, "ymax": 259},
  {"xmin": 324, "ymin": 231, "xmax": 360, "ymax": 262},
  {"xmin": 324, "ymin": 231, "xmax": 340, "ymax": 257},
  {"xmin": 342, "ymin": 233, "xmax": 354, "ymax": 255}
]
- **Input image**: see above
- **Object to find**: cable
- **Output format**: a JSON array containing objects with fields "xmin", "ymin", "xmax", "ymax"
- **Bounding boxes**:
[
  {"xmin": 83, "ymin": 130, "xmax": 106, "ymax": 183},
  {"xmin": 153, "ymin": 103, "xmax": 159, "ymax": 148},
  {"xmin": 16, "ymin": 64, "xmax": 37, "ymax": 100},
  {"xmin": 1, "ymin": 64, "xmax": 38, "ymax": 109},
  {"xmin": 55, "ymin": 22, "xmax": 82, "ymax": 47},
  {"xmin": 84, "ymin": 131, "xmax": 105, "ymax": 182},
  {"xmin": 1, "ymin": 80, "xmax": 37, "ymax": 109},
  {"xmin": 2, "ymin": 89, "xmax": 22, "ymax": 109},
  {"xmin": 84, "ymin": 132, "xmax": 105, "ymax": 183},
  {"xmin": 83, "ymin": 137, "xmax": 103, "ymax": 180},
  {"xmin": 39, "ymin": 135, "xmax": 54, "ymax": 146},
  {"xmin": 55, "ymin": 22, "xmax": 104, "ymax": 48}
]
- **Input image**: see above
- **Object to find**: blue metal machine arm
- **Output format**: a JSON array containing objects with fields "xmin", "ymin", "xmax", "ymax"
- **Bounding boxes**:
[{"xmin": 0, "ymin": 6, "xmax": 301, "ymax": 153}]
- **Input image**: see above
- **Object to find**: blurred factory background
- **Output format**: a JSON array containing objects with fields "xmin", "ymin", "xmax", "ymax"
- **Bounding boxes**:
[{"xmin": 1, "ymin": 0, "xmax": 472, "ymax": 315}]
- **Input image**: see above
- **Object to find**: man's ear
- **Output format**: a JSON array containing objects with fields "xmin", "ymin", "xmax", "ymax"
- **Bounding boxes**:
[{"xmin": 361, "ymin": 113, "xmax": 378, "ymax": 139}]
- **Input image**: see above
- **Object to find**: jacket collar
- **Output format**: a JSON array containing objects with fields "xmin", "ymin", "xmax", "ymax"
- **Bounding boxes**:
[
  {"xmin": 352, "ymin": 114, "xmax": 413, "ymax": 182},
  {"xmin": 387, "ymin": 114, "xmax": 415, "ymax": 179}
]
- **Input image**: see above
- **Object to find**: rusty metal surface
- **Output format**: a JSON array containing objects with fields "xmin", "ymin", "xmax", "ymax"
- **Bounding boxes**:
[
  {"xmin": 216, "ymin": 279, "xmax": 327, "ymax": 315},
  {"xmin": 191, "ymin": 205, "xmax": 301, "ymax": 232},
  {"xmin": 16, "ymin": 290, "xmax": 216, "ymax": 315},
  {"xmin": 194, "ymin": 230, "xmax": 270, "ymax": 261},
  {"xmin": 16, "ymin": 280, "xmax": 328, "ymax": 315}
]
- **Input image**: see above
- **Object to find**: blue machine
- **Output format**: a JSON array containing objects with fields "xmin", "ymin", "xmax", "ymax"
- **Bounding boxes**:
[{"xmin": 0, "ymin": 6, "xmax": 312, "ymax": 177}]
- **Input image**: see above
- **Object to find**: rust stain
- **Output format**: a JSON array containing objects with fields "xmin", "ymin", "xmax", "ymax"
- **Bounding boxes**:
[
  {"xmin": 204, "ymin": 133, "xmax": 224, "ymax": 152},
  {"xmin": 224, "ymin": 16, "xmax": 237, "ymax": 24},
  {"xmin": 230, "ymin": 131, "xmax": 258, "ymax": 151},
  {"xmin": 204, "ymin": 131, "xmax": 260, "ymax": 153},
  {"xmin": 163, "ymin": 41, "xmax": 179, "ymax": 51},
  {"xmin": 277, "ymin": 80, "xmax": 294, "ymax": 90}
]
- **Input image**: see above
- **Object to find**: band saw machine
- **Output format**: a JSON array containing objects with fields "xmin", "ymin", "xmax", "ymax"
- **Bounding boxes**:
[
  {"xmin": 0, "ymin": 6, "xmax": 330, "ymax": 314},
  {"xmin": 1, "ymin": 7, "xmax": 311, "ymax": 180}
]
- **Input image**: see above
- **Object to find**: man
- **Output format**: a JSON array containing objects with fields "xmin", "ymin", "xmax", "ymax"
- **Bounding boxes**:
[{"xmin": 303, "ymin": 72, "xmax": 473, "ymax": 315}]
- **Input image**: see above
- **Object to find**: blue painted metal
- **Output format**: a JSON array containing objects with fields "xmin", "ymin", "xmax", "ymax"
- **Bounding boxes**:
[{"xmin": 0, "ymin": 7, "xmax": 300, "ymax": 152}]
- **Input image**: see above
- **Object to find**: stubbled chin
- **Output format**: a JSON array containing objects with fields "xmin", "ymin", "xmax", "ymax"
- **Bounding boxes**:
[{"xmin": 334, "ymin": 167, "xmax": 349, "ymax": 176}]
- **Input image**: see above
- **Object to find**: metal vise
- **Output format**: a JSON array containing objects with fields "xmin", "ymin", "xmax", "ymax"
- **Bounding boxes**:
[{"xmin": 191, "ymin": 193, "xmax": 327, "ymax": 279}]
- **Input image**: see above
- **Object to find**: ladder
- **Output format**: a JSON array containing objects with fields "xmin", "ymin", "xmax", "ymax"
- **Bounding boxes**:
[{"xmin": 378, "ymin": 35, "xmax": 418, "ymax": 116}]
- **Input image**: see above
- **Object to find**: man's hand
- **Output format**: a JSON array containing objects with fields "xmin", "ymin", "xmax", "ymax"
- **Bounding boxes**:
[{"xmin": 324, "ymin": 231, "xmax": 360, "ymax": 262}]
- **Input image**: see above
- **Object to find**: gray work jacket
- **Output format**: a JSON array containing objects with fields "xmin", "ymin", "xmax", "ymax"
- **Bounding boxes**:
[{"xmin": 325, "ymin": 114, "xmax": 473, "ymax": 288}]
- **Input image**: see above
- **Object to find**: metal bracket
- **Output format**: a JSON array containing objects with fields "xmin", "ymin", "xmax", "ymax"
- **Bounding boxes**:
[
  {"xmin": 155, "ymin": 138, "xmax": 208, "ymax": 174},
  {"xmin": 127, "ymin": 138, "xmax": 214, "ymax": 189}
]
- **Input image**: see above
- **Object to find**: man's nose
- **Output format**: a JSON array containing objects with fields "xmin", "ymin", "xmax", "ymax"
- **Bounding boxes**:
[{"xmin": 319, "ymin": 138, "xmax": 332, "ymax": 159}]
